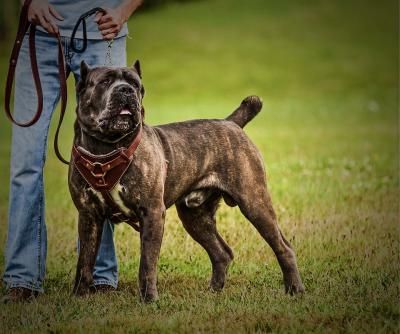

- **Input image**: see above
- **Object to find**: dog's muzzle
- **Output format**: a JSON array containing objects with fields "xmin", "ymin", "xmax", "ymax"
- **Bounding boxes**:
[{"xmin": 98, "ymin": 84, "xmax": 140, "ymax": 132}]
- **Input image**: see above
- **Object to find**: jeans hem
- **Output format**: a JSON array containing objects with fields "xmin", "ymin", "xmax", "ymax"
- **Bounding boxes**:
[
  {"xmin": 3, "ymin": 280, "xmax": 44, "ymax": 293},
  {"xmin": 93, "ymin": 279, "xmax": 118, "ymax": 289}
]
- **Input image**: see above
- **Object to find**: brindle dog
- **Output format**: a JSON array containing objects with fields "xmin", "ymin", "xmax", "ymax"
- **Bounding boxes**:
[{"xmin": 69, "ymin": 60, "xmax": 305, "ymax": 302}]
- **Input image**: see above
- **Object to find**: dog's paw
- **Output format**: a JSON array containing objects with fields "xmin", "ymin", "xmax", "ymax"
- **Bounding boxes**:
[
  {"xmin": 140, "ymin": 290, "xmax": 159, "ymax": 303},
  {"xmin": 72, "ymin": 285, "xmax": 92, "ymax": 297},
  {"xmin": 209, "ymin": 280, "xmax": 225, "ymax": 292},
  {"xmin": 284, "ymin": 274, "xmax": 305, "ymax": 295}
]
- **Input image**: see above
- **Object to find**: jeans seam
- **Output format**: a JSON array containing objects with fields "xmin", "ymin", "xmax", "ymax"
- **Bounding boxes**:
[
  {"xmin": 35, "ymin": 89, "xmax": 61, "ymax": 286},
  {"xmin": 63, "ymin": 36, "xmax": 73, "ymax": 65},
  {"xmin": 36, "ymin": 176, "xmax": 42, "ymax": 284}
]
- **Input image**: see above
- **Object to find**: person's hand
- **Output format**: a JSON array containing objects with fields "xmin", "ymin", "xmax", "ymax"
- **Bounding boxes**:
[
  {"xmin": 27, "ymin": 0, "xmax": 64, "ymax": 35},
  {"xmin": 94, "ymin": 7, "xmax": 126, "ymax": 40}
]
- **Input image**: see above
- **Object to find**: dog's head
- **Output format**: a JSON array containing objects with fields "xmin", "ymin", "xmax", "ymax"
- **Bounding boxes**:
[{"xmin": 76, "ymin": 60, "xmax": 145, "ymax": 140}]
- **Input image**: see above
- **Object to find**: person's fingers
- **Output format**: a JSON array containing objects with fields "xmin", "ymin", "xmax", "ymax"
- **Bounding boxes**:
[
  {"xmin": 98, "ymin": 14, "xmax": 112, "ymax": 24},
  {"xmin": 49, "ymin": 5, "xmax": 64, "ymax": 20},
  {"xmin": 99, "ymin": 21, "xmax": 117, "ymax": 30},
  {"xmin": 28, "ymin": 9, "xmax": 40, "ymax": 24},
  {"xmin": 28, "ymin": 12, "xmax": 36, "ymax": 23},
  {"xmin": 38, "ymin": 14, "xmax": 54, "ymax": 34},
  {"xmin": 94, "ymin": 12, "xmax": 104, "ymax": 23},
  {"xmin": 101, "ymin": 26, "xmax": 119, "ymax": 36},
  {"xmin": 44, "ymin": 11, "xmax": 59, "ymax": 33},
  {"xmin": 47, "ymin": 17, "xmax": 59, "ymax": 33},
  {"xmin": 103, "ymin": 32, "xmax": 117, "ymax": 40}
]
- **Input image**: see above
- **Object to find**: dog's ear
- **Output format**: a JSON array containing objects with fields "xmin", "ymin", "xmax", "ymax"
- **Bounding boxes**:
[
  {"xmin": 80, "ymin": 60, "xmax": 90, "ymax": 81},
  {"xmin": 76, "ymin": 60, "xmax": 91, "ymax": 93},
  {"xmin": 133, "ymin": 60, "xmax": 144, "ymax": 96},
  {"xmin": 132, "ymin": 60, "xmax": 142, "ymax": 78}
]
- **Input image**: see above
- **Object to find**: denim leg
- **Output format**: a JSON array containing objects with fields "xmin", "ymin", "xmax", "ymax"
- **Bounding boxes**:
[
  {"xmin": 70, "ymin": 37, "xmax": 127, "ymax": 287},
  {"xmin": 91, "ymin": 222, "xmax": 118, "ymax": 287},
  {"xmin": 3, "ymin": 31, "xmax": 63, "ymax": 292}
]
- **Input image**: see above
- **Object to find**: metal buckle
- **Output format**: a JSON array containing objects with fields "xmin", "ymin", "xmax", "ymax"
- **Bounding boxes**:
[
  {"xmin": 90, "ymin": 162, "xmax": 105, "ymax": 177},
  {"xmin": 89, "ymin": 162, "xmax": 108, "ymax": 186}
]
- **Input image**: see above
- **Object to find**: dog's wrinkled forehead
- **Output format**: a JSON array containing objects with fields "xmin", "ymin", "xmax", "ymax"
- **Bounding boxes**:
[{"xmin": 88, "ymin": 67, "xmax": 141, "ymax": 88}]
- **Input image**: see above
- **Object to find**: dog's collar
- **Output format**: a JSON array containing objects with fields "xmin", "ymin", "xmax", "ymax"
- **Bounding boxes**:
[{"xmin": 72, "ymin": 124, "xmax": 143, "ymax": 191}]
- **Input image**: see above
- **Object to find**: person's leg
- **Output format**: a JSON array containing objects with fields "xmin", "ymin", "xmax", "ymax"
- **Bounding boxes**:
[
  {"xmin": 70, "ymin": 37, "xmax": 127, "ymax": 288},
  {"xmin": 3, "ymin": 31, "xmax": 65, "ymax": 293}
]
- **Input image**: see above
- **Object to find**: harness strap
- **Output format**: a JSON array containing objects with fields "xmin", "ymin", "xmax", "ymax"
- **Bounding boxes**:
[{"xmin": 5, "ymin": 0, "xmax": 69, "ymax": 164}]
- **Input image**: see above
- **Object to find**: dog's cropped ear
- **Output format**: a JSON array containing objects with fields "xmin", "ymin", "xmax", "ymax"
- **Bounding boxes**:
[
  {"xmin": 76, "ymin": 60, "xmax": 91, "ymax": 93},
  {"xmin": 132, "ymin": 60, "xmax": 142, "ymax": 78},
  {"xmin": 80, "ymin": 60, "xmax": 90, "ymax": 81}
]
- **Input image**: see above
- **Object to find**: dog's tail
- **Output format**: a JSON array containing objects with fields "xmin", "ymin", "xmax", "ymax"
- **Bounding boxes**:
[{"xmin": 226, "ymin": 96, "xmax": 263, "ymax": 128}]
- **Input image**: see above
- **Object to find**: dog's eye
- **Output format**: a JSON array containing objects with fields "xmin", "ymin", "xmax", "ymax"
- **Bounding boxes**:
[
  {"xmin": 100, "ymin": 79, "xmax": 110, "ymax": 86},
  {"xmin": 128, "ymin": 80, "xmax": 139, "ymax": 89}
]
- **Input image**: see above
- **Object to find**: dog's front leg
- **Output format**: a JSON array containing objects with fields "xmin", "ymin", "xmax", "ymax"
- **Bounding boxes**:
[
  {"xmin": 138, "ymin": 206, "xmax": 165, "ymax": 303},
  {"xmin": 73, "ymin": 212, "xmax": 104, "ymax": 296}
]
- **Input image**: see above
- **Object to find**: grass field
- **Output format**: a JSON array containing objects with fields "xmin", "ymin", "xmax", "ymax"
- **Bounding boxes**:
[{"xmin": 0, "ymin": 0, "xmax": 399, "ymax": 333}]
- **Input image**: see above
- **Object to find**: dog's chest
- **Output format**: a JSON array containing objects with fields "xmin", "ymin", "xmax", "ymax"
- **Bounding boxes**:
[
  {"xmin": 109, "ymin": 183, "xmax": 132, "ymax": 216},
  {"xmin": 85, "ymin": 183, "xmax": 136, "ymax": 218}
]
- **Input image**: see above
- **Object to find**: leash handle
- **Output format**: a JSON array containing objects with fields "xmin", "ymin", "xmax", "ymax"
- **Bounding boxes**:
[
  {"xmin": 70, "ymin": 7, "xmax": 106, "ymax": 53},
  {"xmin": 4, "ymin": 0, "xmax": 70, "ymax": 164},
  {"xmin": 4, "ymin": 0, "xmax": 44, "ymax": 127}
]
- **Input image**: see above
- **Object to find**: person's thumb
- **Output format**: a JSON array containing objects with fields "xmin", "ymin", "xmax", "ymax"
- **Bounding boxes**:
[{"xmin": 94, "ymin": 12, "xmax": 103, "ymax": 23}]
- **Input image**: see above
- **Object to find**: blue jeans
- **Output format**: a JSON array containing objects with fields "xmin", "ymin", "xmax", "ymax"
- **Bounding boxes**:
[{"xmin": 3, "ymin": 30, "xmax": 127, "ymax": 292}]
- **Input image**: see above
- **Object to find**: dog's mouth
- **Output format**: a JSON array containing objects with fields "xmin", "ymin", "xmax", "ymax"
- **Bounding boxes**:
[
  {"xmin": 99, "ymin": 103, "xmax": 138, "ymax": 132},
  {"xmin": 113, "ymin": 107, "xmax": 133, "ymax": 131}
]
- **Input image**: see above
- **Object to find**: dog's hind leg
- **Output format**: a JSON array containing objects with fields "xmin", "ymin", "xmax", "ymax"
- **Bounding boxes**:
[
  {"xmin": 236, "ymin": 188, "xmax": 305, "ymax": 294},
  {"xmin": 176, "ymin": 192, "xmax": 234, "ymax": 291}
]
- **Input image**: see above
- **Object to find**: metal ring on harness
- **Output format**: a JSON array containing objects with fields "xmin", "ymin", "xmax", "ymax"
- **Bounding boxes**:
[{"xmin": 70, "ymin": 7, "xmax": 106, "ymax": 53}]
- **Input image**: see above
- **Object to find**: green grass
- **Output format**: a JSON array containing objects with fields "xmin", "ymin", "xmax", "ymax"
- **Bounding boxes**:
[{"xmin": 0, "ymin": 0, "xmax": 399, "ymax": 333}]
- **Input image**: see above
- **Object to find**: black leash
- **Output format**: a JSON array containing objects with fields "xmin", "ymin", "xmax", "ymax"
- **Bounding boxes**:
[{"xmin": 70, "ymin": 7, "xmax": 106, "ymax": 53}]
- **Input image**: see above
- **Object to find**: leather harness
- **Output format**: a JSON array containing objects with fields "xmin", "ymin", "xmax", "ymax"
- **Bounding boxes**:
[
  {"xmin": 5, "ymin": 0, "xmax": 141, "ymax": 231},
  {"xmin": 72, "ymin": 126, "xmax": 143, "ymax": 231}
]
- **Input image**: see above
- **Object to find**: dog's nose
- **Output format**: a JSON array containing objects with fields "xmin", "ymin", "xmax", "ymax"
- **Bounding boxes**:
[{"xmin": 117, "ymin": 84, "xmax": 134, "ymax": 95}]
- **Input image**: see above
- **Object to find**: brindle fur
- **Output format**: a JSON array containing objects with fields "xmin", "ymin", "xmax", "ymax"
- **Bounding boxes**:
[{"xmin": 68, "ymin": 60, "xmax": 305, "ymax": 302}]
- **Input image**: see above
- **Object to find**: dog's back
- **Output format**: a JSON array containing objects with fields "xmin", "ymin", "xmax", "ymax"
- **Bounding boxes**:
[{"xmin": 151, "ymin": 96, "xmax": 265, "ymax": 207}]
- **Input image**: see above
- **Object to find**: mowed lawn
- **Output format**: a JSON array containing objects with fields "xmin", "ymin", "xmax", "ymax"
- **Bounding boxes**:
[{"xmin": 0, "ymin": 0, "xmax": 398, "ymax": 333}]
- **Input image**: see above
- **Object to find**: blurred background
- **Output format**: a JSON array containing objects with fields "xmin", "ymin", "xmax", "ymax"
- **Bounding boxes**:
[{"xmin": 0, "ymin": 0, "xmax": 398, "ymax": 332}]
